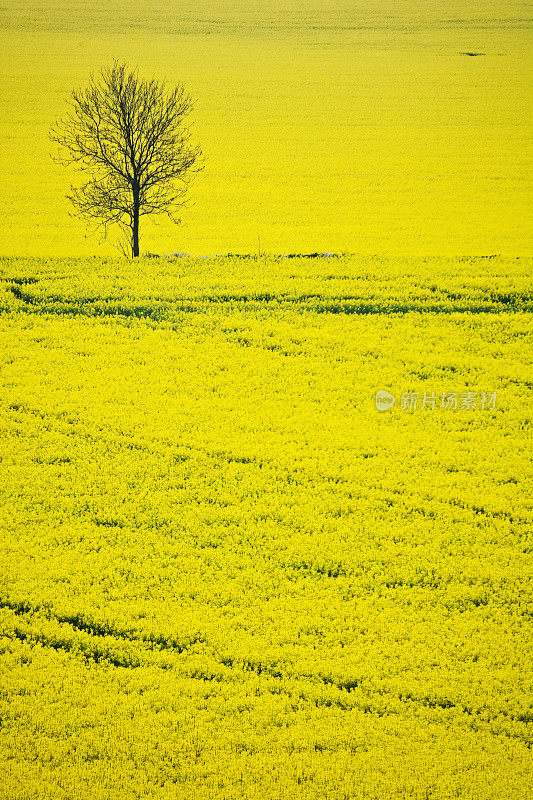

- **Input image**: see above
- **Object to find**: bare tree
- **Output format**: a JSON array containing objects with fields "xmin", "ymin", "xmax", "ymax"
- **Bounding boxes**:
[{"xmin": 50, "ymin": 61, "xmax": 202, "ymax": 257}]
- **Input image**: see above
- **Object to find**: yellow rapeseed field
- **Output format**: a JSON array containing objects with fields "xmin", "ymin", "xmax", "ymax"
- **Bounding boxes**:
[
  {"xmin": 0, "ymin": 2, "xmax": 532, "ymax": 799},
  {"xmin": 0, "ymin": 1, "xmax": 531, "ymax": 257},
  {"xmin": 0, "ymin": 254, "xmax": 532, "ymax": 798}
]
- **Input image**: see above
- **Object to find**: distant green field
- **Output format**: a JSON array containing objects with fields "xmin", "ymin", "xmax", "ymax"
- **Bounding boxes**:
[
  {"xmin": 0, "ymin": 1, "xmax": 531, "ymax": 257},
  {"xmin": 1, "ymin": 255, "xmax": 532, "ymax": 799}
]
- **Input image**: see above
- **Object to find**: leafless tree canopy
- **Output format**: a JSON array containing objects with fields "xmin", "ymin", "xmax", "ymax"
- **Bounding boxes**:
[{"xmin": 50, "ymin": 61, "xmax": 202, "ymax": 257}]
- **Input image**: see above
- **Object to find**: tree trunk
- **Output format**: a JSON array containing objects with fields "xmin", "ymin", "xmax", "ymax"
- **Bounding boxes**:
[
  {"xmin": 132, "ymin": 186, "xmax": 140, "ymax": 257},
  {"xmin": 132, "ymin": 204, "xmax": 140, "ymax": 257}
]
